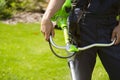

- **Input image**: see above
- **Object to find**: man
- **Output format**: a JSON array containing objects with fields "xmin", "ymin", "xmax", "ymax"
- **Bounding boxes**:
[{"xmin": 41, "ymin": 0, "xmax": 120, "ymax": 80}]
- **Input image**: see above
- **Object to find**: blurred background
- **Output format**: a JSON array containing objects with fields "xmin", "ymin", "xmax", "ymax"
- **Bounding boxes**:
[{"xmin": 0, "ymin": 0, "xmax": 49, "ymax": 24}]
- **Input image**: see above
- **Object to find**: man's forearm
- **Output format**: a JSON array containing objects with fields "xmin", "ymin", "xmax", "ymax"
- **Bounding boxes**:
[{"xmin": 42, "ymin": 0, "xmax": 65, "ymax": 20}]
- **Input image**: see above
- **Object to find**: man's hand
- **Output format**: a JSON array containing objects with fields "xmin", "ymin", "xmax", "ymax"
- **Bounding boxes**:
[
  {"xmin": 111, "ymin": 22, "xmax": 120, "ymax": 45},
  {"xmin": 40, "ymin": 0, "xmax": 65, "ymax": 41},
  {"xmin": 41, "ymin": 18, "xmax": 55, "ymax": 41}
]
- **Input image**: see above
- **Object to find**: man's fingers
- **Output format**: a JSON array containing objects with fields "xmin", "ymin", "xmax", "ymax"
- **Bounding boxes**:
[
  {"xmin": 45, "ymin": 32, "xmax": 50, "ymax": 41},
  {"xmin": 111, "ymin": 31, "xmax": 116, "ymax": 41},
  {"xmin": 45, "ymin": 30, "xmax": 55, "ymax": 41},
  {"xmin": 51, "ymin": 30, "xmax": 55, "ymax": 37},
  {"xmin": 41, "ymin": 21, "xmax": 54, "ymax": 41},
  {"xmin": 114, "ymin": 33, "xmax": 120, "ymax": 45}
]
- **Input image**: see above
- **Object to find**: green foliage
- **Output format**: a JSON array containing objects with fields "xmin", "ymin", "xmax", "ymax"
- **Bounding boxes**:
[
  {"xmin": 0, "ymin": 8, "xmax": 13, "ymax": 19},
  {"xmin": 0, "ymin": 0, "xmax": 6, "ymax": 10},
  {"xmin": 6, "ymin": 0, "xmax": 35, "ymax": 11},
  {"xmin": 0, "ymin": 0, "xmax": 15, "ymax": 19},
  {"xmin": 0, "ymin": 0, "xmax": 46, "ymax": 19}
]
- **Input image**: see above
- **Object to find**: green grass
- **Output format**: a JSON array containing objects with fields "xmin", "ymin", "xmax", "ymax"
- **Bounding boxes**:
[{"xmin": 0, "ymin": 22, "xmax": 109, "ymax": 80}]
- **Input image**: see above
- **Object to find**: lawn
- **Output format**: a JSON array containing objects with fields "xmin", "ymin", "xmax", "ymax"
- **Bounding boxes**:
[{"xmin": 0, "ymin": 22, "xmax": 109, "ymax": 80}]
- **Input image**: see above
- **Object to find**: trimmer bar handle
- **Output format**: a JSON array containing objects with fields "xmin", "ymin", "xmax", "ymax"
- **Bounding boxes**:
[{"xmin": 50, "ymin": 35, "xmax": 116, "ymax": 52}]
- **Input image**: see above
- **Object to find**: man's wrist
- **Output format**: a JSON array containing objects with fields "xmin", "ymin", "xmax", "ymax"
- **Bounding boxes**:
[
  {"xmin": 41, "ymin": 12, "xmax": 52, "ymax": 23},
  {"xmin": 42, "ymin": 14, "xmax": 51, "ymax": 21},
  {"xmin": 43, "ymin": 9, "xmax": 54, "ymax": 20}
]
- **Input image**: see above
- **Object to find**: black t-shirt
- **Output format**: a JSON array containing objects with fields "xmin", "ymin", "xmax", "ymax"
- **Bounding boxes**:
[{"xmin": 78, "ymin": 0, "xmax": 120, "ymax": 15}]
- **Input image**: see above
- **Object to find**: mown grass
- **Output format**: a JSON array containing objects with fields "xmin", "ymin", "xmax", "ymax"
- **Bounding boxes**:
[{"xmin": 0, "ymin": 22, "xmax": 109, "ymax": 80}]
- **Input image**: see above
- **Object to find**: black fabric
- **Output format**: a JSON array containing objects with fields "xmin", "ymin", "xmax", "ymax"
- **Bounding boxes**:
[
  {"xmin": 69, "ymin": 0, "xmax": 120, "ymax": 80},
  {"xmin": 71, "ymin": 0, "xmax": 120, "ymax": 16},
  {"xmin": 68, "ymin": 0, "xmax": 119, "ymax": 46},
  {"xmin": 76, "ymin": 0, "xmax": 90, "ymax": 10},
  {"xmin": 87, "ymin": 0, "xmax": 120, "ymax": 15},
  {"xmin": 74, "ymin": 14, "xmax": 120, "ymax": 80},
  {"xmin": 68, "ymin": 0, "xmax": 90, "ymax": 46},
  {"xmin": 68, "ymin": 11, "xmax": 81, "ymax": 46}
]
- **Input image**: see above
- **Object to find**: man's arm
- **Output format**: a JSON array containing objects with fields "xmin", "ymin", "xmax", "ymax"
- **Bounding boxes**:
[
  {"xmin": 41, "ymin": 0, "xmax": 65, "ymax": 41},
  {"xmin": 111, "ymin": 8, "xmax": 120, "ymax": 45},
  {"xmin": 42, "ymin": 0, "xmax": 65, "ymax": 20}
]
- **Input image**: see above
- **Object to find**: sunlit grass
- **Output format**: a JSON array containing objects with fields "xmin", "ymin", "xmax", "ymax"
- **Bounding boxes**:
[{"xmin": 0, "ymin": 22, "xmax": 109, "ymax": 80}]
